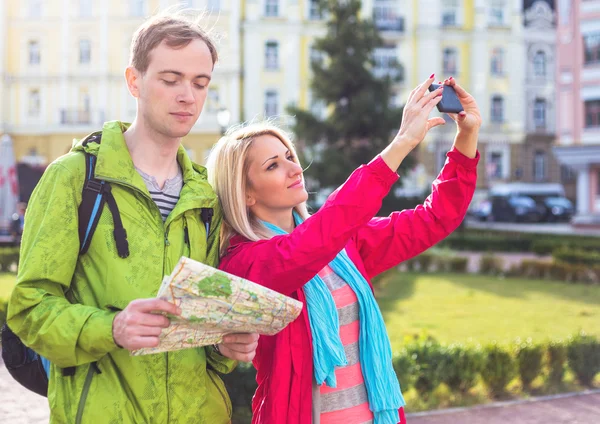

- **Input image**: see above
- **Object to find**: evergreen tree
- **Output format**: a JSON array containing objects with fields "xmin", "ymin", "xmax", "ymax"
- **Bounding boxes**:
[{"xmin": 289, "ymin": 0, "xmax": 410, "ymax": 210}]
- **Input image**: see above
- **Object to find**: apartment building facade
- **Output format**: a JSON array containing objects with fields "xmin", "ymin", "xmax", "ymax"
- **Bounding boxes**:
[
  {"xmin": 553, "ymin": 0, "xmax": 600, "ymax": 224},
  {"xmin": 0, "ymin": 0, "xmax": 241, "ymax": 166}
]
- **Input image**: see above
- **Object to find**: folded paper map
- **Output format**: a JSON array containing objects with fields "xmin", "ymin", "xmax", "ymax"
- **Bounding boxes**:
[{"xmin": 132, "ymin": 256, "xmax": 303, "ymax": 355}]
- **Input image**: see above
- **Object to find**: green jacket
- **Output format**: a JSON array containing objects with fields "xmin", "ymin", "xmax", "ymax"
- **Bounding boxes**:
[{"xmin": 8, "ymin": 121, "xmax": 236, "ymax": 424}]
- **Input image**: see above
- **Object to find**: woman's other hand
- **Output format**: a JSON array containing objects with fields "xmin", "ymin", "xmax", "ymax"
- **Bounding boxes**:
[
  {"xmin": 393, "ymin": 74, "xmax": 446, "ymax": 150},
  {"xmin": 443, "ymin": 77, "xmax": 482, "ymax": 134}
]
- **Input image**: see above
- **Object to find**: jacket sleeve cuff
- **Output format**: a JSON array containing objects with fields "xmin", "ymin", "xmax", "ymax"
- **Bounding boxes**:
[
  {"xmin": 80, "ymin": 310, "xmax": 121, "ymax": 356},
  {"xmin": 206, "ymin": 346, "xmax": 238, "ymax": 374},
  {"xmin": 368, "ymin": 155, "xmax": 400, "ymax": 185},
  {"xmin": 447, "ymin": 147, "xmax": 480, "ymax": 170}
]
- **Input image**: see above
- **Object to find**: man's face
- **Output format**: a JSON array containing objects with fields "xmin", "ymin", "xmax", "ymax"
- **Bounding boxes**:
[{"xmin": 134, "ymin": 39, "xmax": 214, "ymax": 140}]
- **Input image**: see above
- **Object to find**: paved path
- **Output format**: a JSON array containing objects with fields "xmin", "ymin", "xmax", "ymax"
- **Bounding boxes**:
[
  {"xmin": 0, "ymin": 360, "xmax": 49, "ymax": 423},
  {"xmin": 408, "ymin": 391, "xmax": 600, "ymax": 424},
  {"xmin": 2, "ymin": 359, "xmax": 599, "ymax": 423}
]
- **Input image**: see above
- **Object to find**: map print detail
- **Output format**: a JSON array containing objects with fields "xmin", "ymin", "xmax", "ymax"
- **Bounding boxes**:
[{"xmin": 132, "ymin": 256, "xmax": 303, "ymax": 355}]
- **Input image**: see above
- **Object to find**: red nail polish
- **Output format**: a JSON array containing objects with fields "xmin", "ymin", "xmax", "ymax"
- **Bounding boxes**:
[
  {"xmin": 438, "ymin": 81, "xmax": 442, "ymax": 84},
  {"xmin": 430, "ymin": 73, "xmax": 435, "ymax": 79},
  {"xmin": 449, "ymin": 76, "xmax": 454, "ymax": 80}
]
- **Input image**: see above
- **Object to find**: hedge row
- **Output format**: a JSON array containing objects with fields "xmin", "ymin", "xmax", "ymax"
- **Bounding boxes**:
[
  {"xmin": 439, "ymin": 229, "xmax": 600, "ymax": 255},
  {"xmin": 0, "ymin": 247, "xmax": 19, "ymax": 272},
  {"xmin": 221, "ymin": 333, "xmax": 600, "ymax": 420}
]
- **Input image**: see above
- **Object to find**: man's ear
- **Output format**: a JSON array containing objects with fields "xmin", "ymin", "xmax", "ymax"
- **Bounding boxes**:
[{"xmin": 125, "ymin": 66, "xmax": 142, "ymax": 98}]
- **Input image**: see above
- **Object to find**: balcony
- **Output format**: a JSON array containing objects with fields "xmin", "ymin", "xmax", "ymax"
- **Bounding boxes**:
[
  {"xmin": 373, "ymin": 3, "xmax": 405, "ymax": 33},
  {"xmin": 60, "ymin": 109, "xmax": 103, "ymax": 126}
]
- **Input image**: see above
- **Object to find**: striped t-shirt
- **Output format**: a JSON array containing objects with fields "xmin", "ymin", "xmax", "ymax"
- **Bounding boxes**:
[
  {"xmin": 135, "ymin": 166, "xmax": 183, "ymax": 222},
  {"xmin": 312, "ymin": 265, "xmax": 373, "ymax": 424}
]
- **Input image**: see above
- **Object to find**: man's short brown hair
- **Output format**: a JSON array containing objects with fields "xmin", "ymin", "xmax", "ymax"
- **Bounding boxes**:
[{"xmin": 129, "ymin": 9, "xmax": 218, "ymax": 74}]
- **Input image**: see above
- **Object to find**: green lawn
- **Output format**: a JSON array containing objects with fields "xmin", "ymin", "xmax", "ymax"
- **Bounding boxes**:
[
  {"xmin": 0, "ymin": 273, "xmax": 16, "ymax": 300},
  {"xmin": 376, "ymin": 271, "xmax": 600, "ymax": 350}
]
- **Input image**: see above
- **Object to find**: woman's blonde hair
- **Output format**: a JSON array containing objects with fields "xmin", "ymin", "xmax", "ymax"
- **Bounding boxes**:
[{"xmin": 206, "ymin": 122, "xmax": 309, "ymax": 256}]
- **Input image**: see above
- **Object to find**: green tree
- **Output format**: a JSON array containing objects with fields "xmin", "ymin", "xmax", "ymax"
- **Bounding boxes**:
[{"xmin": 288, "ymin": 0, "xmax": 411, "ymax": 212}]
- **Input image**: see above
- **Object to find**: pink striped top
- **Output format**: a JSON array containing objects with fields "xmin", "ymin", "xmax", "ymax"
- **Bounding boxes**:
[{"xmin": 313, "ymin": 265, "xmax": 373, "ymax": 424}]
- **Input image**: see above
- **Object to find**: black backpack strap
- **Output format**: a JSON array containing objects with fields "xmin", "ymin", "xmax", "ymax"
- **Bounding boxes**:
[
  {"xmin": 77, "ymin": 133, "xmax": 129, "ymax": 258},
  {"xmin": 78, "ymin": 152, "xmax": 108, "ymax": 255},
  {"xmin": 103, "ymin": 184, "xmax": 130, "ymax": 258}
]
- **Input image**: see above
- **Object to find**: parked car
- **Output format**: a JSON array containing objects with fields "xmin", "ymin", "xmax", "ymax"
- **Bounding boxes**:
[
  {"xmin": 468, "ymin": 198, "xmax": 492, "ymax": 221},
  {"xmin": 542, "ymin": 196, "xmax": 574, "ymax": 222},
  {"xmin": 490, "ymin": 195, "xmax": 544, "ymax": 222}
]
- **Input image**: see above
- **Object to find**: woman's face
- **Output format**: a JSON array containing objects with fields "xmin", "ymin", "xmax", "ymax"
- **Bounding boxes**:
[{"xmin": 245, "ymin": 134, "xmax": 308, "ymax": 215}]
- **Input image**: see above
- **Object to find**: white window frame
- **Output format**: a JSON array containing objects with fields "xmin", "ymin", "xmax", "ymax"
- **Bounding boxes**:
[
  {"xmin": 486, "ymin": 146, "xmax": 510, "ymax": 180},
  {"xmin": 491, "ymin": 95, "xmax": 504, "ymax": 123},
  {"xmin": 79, "ymin": 0, "xmax": 93, "ymax": 17},
  {"xmin": 533, "ymin": 50, "xmax": 546, "ymax": 76},
  {"xmin": 130, "ymin": 0, "xmax": 146, "ymax": 17},
  {"xmin": 441, "ymin": 0, "xmax": 461, "ymax": 27},
  {"xmin": 265, "ymin": 0, "xmax": 279, "ymax": 17},
  {"xmin": 79, "ymin": 39, "xmax": 91, "ymax": 65},
  {"xmin": 265, "ymin": 41, "xmax": 279, "ymax": 70},
  {"xmin": 443, "ymin": 47, "xmax": 458, "ymax": 74},
  {"xmin": 265, "ymin": 90, "xmax": 279, "ymax": 117},
  {"xmin": 534, "ymin": 98, "xmax": 547, "ymax": 129},
  {"xmin": 533, "ymin": 151, "xmax": 547, "ymax": 182},
  {"xmin": 28, "ymin": 40, "xmax": 41, "ymax": 65},
  {"xmin": 28, "ymin": 89, "xmax": 41, "ymax": 117},
  {"xmin": 373, "ymin": 45, "xmax": 398, "ymax": 79},
  {"xmin": 491, "ymin": 47, "xmax": 504, "ymax": 76},
  {"xmin": 308, "ymin": 0, "xmax": 323, "ymax": 20},
  {"xmin": 488, "ymin": 0, "xmax": 508, "ymax": 26},
  {"xmin": 29, "ymin": 0, "xmax": 42, "ymax": 18}
]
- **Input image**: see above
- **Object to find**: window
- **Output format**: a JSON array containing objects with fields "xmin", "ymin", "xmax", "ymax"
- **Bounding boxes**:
[
  {"xmin": 265, "ymin": 41, "xmax": 279, "ymax": 70},
  {"xmin": 534, "ymin": 98, "xmax": 547, "ymax": 129},
  {"xmin": 491, "ymin": 95, "xmax": 504, "ymax": 123},
  {"xmin": 130, "ymin": 0, "xmax": 145, "ymax": 17},
  {"xmin": 28, "ymin": 89, "xmax": 40, "ymax": 116},
  {"xmin": 489, "ymin": 0, "xmax": 506, "ymax": 26},
  {"xmin": 79, "ymin": 0, "xmax": 92, "ymax": 17},
  {"xmin": 207, "ymin": 0, "xmax": 220, "ymax": 10},
  {"xmin": 265, "ymin": 91, "xmax": 278, "ymax": 117},
  {"xmin": 533, "ymin": 50, "xmax": 546, "ymax": 76},
  {"xmin": 373, "ymin": 46, "xmax": 399, "ymax": 79},
  {"xmin": 29, "ymin": 0, "xmax": 42, "ymax": 17},
  {"xmin": 441, "ymin": 0, "xmax": 459, "ymax": 26},
  {"xmin": 373, "ymin": 0, "xmax": 404, "ymax": 31},
  {"xmin": 309, "ymin": 0, "xmax": 322, "ymax": 20},
  {"xmin": 79, "ymin": 39, "xmax": 91, "ymax": 64},
  {"xmin": 310, "ymin": 47, "xmax": 324, "ymax": 68},
  {"xmin": 265, "ymin": 0, "xmax": 279, "ymax": 17},
  {"xmin": 491, "ymin": 47, "xmax": 504, "ymax": 76},
  {"xmin": 207, "ymin": 88, "xmax": 219, "ymax": 112},
  {"xmin": 533, "ymin": 151, "xmax": 546, "ymax": 182},
  {"xmin": 585, "ymin": 100, "xmax": 600, "ymax": 128},
  {"xmin": 561, "ymin": 165, "xmax": 576, "ymax": 183},
  {"xmin": 584, "ymin": 32, "xmax": 600, "ymax": 65},
  {"xmin": 28, "ymin": 40, "xmax": 40, "ymax": 65},
  {"xmin": 488, "ymin": 151, "xmax": 503, "ymax": 179},
  {"xmin": 443, "ymin": 48, "xmax": 458, "ymax": 74}
]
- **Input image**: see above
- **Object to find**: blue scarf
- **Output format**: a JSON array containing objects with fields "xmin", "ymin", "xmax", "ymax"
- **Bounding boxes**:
[{"xmin": 262, "ymin": 212, "xmax": 405, "ymax": 424}]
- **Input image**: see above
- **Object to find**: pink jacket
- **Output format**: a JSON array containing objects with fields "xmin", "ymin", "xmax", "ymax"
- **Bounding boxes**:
[{"xmin": 219, "ymin": 149, "xmax": 479, "ymax": 424}]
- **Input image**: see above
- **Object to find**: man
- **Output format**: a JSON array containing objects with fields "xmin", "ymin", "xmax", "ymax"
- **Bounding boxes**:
[
  {"xmin": 8, "ymin": 10, "xmax": 257, "ymax": 424},
  {"xmin": 10, "ymin": 202, "xmax": 26, "ymax": 246}
]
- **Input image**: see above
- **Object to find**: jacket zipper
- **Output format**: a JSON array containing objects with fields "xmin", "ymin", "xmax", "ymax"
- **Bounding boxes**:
[
  {"xmin": 207, "ymin": 369, "xmax": 232, "ymax": 418},
  {"xmin": 75, "ymin": 363, "xmax": 99, "ymax": 424}
]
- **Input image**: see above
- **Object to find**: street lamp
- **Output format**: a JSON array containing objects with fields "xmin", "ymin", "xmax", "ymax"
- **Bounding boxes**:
[{"xmin": 217, "ymin": 107, "xmax": 231, "ymax": 135}]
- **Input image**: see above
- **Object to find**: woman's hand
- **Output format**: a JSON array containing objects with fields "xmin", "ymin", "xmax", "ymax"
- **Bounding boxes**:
[
  {"xmin": 442, "ymin": 77, "xmax": 482, "ymax": 134},
  {"xmin": 393, "ymin": 74, "xmax": 446, "ymax": 150},
  {"xmin": 381, "ymin": 74, "xmax": 445, "ymax": 172}
]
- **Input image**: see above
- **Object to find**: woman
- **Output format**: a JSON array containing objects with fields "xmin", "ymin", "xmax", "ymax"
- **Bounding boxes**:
[{"xmin": 207, "ymin": 76, "xmax": 481, "ymax": 424}]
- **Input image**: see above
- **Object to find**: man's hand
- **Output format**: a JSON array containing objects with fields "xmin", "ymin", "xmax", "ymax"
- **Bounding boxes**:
[
  {"xmin": 112, "ymin": 299, "xmax": 181, "ymax": 351},
  {"xmin": 216, "ymin": 333, "xmax": 259, "ymax": 362}
]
